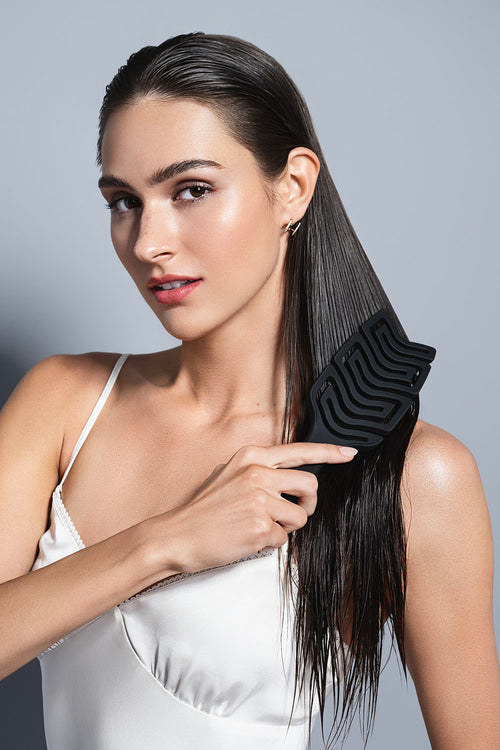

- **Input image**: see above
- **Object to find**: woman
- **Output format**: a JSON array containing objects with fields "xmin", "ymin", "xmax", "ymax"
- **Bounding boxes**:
[{"xmin": 0, "ymin": 31, "xmax": 498, "ymax": 750}]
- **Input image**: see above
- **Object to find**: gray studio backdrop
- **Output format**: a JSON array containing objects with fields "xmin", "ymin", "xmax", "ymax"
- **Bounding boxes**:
[{"xmin": 1, "ymin": 1, "xmax": 498, "ymax": 748}]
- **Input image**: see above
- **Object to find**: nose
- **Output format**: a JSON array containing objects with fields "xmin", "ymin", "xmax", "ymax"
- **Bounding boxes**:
[{"xmin": 132, "ymin": 204, "xmax": 176, "ymax": 263}]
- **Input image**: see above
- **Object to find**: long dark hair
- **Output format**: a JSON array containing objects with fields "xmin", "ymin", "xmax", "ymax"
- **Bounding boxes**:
[{"xmin": 97, "ymin": 32, "xmax": 417, "ymax": 748}]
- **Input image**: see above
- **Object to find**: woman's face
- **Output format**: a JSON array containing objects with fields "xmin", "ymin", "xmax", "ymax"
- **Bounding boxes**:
[{"xmin": 99, "ymin": 97, "xmax": 288, "ymax": 342}]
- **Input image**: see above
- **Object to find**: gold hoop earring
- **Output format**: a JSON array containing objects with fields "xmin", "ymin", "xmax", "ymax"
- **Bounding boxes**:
[{"xmin": 285, "ymin": 219, "xmax": 301, "ymax": 236}]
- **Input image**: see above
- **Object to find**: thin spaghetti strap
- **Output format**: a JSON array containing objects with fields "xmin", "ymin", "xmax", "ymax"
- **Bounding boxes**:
[{"xmin": 58, "ymin": 353, "xmax": 130, "ymax": 488}]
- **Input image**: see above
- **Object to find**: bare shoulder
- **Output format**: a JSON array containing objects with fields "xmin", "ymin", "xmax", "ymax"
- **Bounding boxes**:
[
  {"xmin": 3, "ymin": 351, "xmax": 124, "ymax": 431},
  {"xmin": 45, "ymin": 351, "xmax": 125, "ymax": 409},
  {"xmin": 1, "ymin": 351, "xmax": 126, "ymax": 482},
  {"xmin": 405, "ymin": 417, "xmax": 479, "ymax": 480},
  {"xmin": 400, "ymin": 416, "xmax": 494, "ymax": 657},
  {"xmin": 3, "ymin": 351, "xmax": 120, "ymax": 420},
  {"xmin": 7, "ymin": 350, "xmax": 123, "ymax": 397},
  {"xmin": 401, "ymin": 418, "xmax": 490, "ymax": 545},
  {"xmin": 398, "ymin": 425, "xmax": 500, "ymax": 745},
  {"xmin": 40, "ymin": 352, "xmax": 127, "ymax": 469}
]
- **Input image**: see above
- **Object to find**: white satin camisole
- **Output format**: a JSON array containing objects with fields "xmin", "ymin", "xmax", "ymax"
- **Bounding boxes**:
[{"xmin": 30, "ymin": 353, "xmax": 349, "ymax": 749}]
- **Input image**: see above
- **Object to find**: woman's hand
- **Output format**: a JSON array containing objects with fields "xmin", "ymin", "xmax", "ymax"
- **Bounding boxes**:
[{"xmin": 156, "ymin": 442, "xmax": 357, "ymax": 575}]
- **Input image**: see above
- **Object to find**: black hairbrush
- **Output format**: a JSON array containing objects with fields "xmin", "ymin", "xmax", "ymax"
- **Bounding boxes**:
[{"xmin": 281, "ymin": 309, "xmax": 436, "ymax": 502}]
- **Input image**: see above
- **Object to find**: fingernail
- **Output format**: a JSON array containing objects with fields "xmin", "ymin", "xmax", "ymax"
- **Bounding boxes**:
[{"xmin": 339, "ymin": 446, "xmax": 358, "ymax": 457}]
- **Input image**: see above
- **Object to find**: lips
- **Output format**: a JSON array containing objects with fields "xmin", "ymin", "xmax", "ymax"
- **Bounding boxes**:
[
  {"xmin": 147, "ymin": 274, "xmax": 201, "ymax": 289},
  {"xmin": 151, "ymin": 278, "xmax": 203, "ymax": 304}
]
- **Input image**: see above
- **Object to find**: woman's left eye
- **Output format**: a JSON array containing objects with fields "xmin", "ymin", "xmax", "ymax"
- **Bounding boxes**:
[{"xmin": 173, "ymin": 184, "xmax": 212, "ymax": 202}]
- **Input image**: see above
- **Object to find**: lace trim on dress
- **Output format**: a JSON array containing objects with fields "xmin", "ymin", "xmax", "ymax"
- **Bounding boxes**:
[
  {"xmin": 53, "ymin": 485, "xmax": 85, "ymax": 550},
  {"xmin": 119, "ymin": 547, "xmax": 277, "ymax": 605},
  {"xmin": 38, "ymin": 636, "xmax": 67, "ymax": 658}
]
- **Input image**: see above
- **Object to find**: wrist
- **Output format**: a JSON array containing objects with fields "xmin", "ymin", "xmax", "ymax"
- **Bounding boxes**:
[{"xmin": 137, "ymin": 513, "xmax": 185, "ymax": 579}]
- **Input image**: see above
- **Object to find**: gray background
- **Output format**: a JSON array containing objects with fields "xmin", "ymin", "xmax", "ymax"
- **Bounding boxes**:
[{"xmin": 1, "ymin": 0, "xmax": 498, "ymax": 747}]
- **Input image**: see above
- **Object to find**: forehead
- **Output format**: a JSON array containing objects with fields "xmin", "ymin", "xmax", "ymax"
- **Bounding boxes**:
[{"xmin": 100, "ymin": 97, "xmax": 254, "ymax": 176}]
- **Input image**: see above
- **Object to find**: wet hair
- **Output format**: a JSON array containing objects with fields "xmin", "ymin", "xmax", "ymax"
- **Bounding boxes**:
[{"xmin": 97, "ymin": 32, "xmax": 416, "ymax": 749}]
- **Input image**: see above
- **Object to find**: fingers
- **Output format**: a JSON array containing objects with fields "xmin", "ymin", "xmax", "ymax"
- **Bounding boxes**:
[
  {"xmin": 236, "ymin": 464, "xmax": 313, "ymax": 535},
  {"xmin": 233, "ymin": 442, "xmax": 358, "ymax": 471},
  {"xmin": 242, "ymin": 464, "xmax": 318, "ymax": 517},
  {"xmin": 206, "ymin": 441, "xmax": 359, "ymax": 551},
  {"xmin": 264, "ymin": 521, "xmax": 290, "ymax": 551},
  {"xmin": 229, "ymin": 442, "xmax": 358, "ymax": 532}
]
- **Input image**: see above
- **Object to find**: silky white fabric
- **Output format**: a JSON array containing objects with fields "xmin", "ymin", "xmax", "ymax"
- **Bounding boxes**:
[{"xmin": 31, "ymin": 353, "xmax": 349, "ymax": 749}]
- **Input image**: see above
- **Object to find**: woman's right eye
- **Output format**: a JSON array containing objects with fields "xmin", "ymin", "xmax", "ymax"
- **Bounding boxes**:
[{"xmin": 105, "ymin": 196, "xmax": 140, "ymax": 214}]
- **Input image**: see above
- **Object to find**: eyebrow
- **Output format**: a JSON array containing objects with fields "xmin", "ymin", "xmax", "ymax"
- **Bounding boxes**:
[{"xmin": 98, "ymin": 159, "xmax": 224, "ymax": 190}]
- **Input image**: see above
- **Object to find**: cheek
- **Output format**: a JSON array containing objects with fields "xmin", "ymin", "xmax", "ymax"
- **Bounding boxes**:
[{"xmin": 189, "ymin": 185, "xmax": 276, "ymax": 279}]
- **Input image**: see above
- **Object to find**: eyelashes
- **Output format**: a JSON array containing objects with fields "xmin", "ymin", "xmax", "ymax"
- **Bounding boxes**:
[
  {"xmin": 173, "ymin": 184, "xmax": 212, "ymax": 203},
  {"xmin": 105, "ymin": 195, "xmax": 139, "ymax": 213},
  {"xmin": 105, "ymin": 183, "xmax": 213, "ymax": 214}
]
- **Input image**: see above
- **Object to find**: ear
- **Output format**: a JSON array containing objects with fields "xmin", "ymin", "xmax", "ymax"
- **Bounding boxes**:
[{"xmin": 276, "ymin": 147, "xmax": 320, "ymax": 227}]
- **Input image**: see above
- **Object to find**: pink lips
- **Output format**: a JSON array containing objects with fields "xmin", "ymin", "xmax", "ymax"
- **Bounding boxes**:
[{"xmin": 152, "ymin": 279, "xmax": 202, "ymax": 304}]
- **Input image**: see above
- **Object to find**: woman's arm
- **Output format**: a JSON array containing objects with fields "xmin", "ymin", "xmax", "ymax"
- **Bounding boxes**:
[
  {"xmin": 0, "ymin": 355, "xmax": 178, "ymax": 681},
  {"xmin": 401, "ymin": 420, "xmax": 500, "ymax": 749}
]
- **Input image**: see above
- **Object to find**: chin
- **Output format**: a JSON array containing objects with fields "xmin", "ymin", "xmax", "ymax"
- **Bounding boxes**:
[{"xmin": 155, "ymin": 315, "xmax": 214, "ymax": 342}]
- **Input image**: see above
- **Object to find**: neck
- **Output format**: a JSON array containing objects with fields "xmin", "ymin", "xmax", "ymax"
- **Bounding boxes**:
[{"xmin": 169, "ymin": 295, "xmax": 288, "ymax": 427}]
